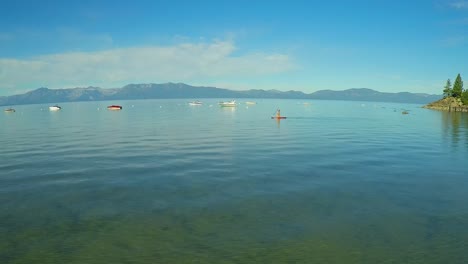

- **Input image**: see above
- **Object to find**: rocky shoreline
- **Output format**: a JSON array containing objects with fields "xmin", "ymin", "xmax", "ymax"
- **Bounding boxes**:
[{"xmin": 423, "ymin": 97, "xmax": 468, "ymax": 112}]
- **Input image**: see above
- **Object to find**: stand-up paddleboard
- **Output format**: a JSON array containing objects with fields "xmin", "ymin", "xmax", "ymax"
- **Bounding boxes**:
[{"xmin": 272, "ymin": 108, "xmax": 286, "ymax": 119}]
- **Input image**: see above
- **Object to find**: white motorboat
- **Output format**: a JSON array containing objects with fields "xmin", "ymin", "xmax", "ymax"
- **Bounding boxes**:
[
  {"xmin": 189, "ymin": 100, "xmax": 203, "ymax": 106},
  {"xmin": 49, "ymin": 105, "xmax": 62, "ymax": 111},
  {"xmin": 218, "ymin": 100, "xmax": 237, "ymax": 107}
]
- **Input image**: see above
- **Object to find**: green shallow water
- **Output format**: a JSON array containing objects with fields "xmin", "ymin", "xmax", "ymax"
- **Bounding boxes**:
[
  {"xmin": 2, "ymin": 193, "xmax": 468, "ymax": 263},
  {"xmin": 1, "ymin": 99, "xmax": 468, "ymax": 263}
]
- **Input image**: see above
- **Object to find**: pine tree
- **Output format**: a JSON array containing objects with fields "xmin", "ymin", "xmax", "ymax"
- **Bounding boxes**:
[
  {"xmin": 443, "ymin": 79, "xmax": 452, "ymax": 98},
  {"xmin": 452, "ymin": 73, "xmax": 463, "ymax": 98},
  {"xmin": 462, "ymin": 90, "xmax": 468, "ymax": 105}
]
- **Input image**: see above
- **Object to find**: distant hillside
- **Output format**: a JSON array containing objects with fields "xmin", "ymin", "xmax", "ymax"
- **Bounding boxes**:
[
  {"xmin": 309, "ymin": 88, "xmax": 441, "ymax": 103},
  {"xmin": 0, "ymin": 83, "xmax": 441, "ymax": 106}
]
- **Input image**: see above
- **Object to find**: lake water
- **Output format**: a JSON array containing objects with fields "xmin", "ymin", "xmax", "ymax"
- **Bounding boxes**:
[{"xmin": 1, "ymin": 99, "xmax": 468, "ymax": 263}]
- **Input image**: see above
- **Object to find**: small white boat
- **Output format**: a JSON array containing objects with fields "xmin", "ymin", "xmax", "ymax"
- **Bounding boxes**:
[
  {"xmin": 218, "ymin": 100, "xmax": 237, "ymax": 107},
  {"xmin": 49, "ymin": 105, "xmax": 61, "ymax": 111},
  {"xmin": 245, "ymin": 101, "xmax": 257, "ymax": 105},
  {"xmin": 189, "ymin": 100, "xmax": 203, "ymax": 106},
  {"xmin": 4, "ymin": 108, "xmax": 15, "ymax": 113}
]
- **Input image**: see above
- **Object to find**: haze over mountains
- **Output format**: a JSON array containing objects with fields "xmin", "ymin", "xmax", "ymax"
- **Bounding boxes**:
[{"xmin": 0, "ymin": 83, "xmax": 441, "ymax": 106}]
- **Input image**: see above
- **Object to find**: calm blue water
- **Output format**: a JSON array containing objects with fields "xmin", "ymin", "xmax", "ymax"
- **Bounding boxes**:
[{"xmin": 1, "ymin": 99, "xmax": 468, "ymax": 263}]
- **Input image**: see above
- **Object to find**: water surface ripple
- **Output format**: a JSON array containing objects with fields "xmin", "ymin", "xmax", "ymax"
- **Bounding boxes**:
[{"xmin": 1, "ymin": 99, "xmax": 468, "ymax": 263}]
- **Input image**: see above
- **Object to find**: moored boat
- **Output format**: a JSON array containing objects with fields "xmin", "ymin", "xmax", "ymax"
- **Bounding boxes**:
[
  {"xmin": 218, "ymin": 100, "xmax": 237, "ymax": 107},
  {"xmin": 4, "ymin": 108, "xmax": 15, "ymax": 113},
  {"xmin": 245, "ymin": 101, "xmax": 257, "ymax": 105},
  {"xmin": 189, "ymin": 100, "xmax": 203, "ymax": 106},
  {"xmin": 107, "ymin": 105, "xmax": 123, "ymax": 110},
  {"xmin": 49, "ymin": 105, "xmax": 61, "ymax": 111}
]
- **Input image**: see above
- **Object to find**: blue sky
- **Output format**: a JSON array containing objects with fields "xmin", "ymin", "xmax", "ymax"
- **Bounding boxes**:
[{"xmin": 0, "ymin": 0, "xmax": 467, "ymax": 95}]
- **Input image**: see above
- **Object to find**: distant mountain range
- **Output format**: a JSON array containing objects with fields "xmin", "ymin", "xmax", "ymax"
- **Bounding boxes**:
[{"xmin": 0, "ymin": 83, "xmax": 441, "ymax": 106}]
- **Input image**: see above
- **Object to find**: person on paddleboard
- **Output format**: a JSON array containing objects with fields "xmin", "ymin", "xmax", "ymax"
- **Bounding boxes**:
[{"xmin": 276, "ymin": 109, "xmax": 281, "ymax": 118}]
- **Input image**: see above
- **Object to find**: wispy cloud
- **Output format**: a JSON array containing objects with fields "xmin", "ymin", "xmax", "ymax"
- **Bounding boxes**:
[
  {"xmin": 377, "ymin": 73, "xmax": 402, "ymax": 81},
  {"xmin": 0, "ymin": 40, "xmax": 295, "ymax": 94},
  {"xmin": 449, "ymin": 1, "xmax": 468, "ymax": 9},
  {"xmin": 441, "ymin": 35, "xmax": 467, "ymax": 47},
  {"xmin": 0, "ymin": 33, "xmax": 13, "ymax": 41},
  {"xmin": 55, "ymin": 27, "xmax": 114, "ymax": 47},
  {"xmin": 0, "ymin": 28, "xmax": 115, "ymax": 57},
  {"xmin": 445, "ymin": 17, "xmax": 468, "ymax": 25}
]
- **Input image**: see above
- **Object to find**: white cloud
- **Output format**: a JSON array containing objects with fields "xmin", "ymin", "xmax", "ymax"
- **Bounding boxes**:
[
  {"xmin": 449, "ymin": 1, "xmax": 468, "ymax": 9},
  {"xmin": 0, "ymin": 40, "xmax": 294, "ymax": 94}
]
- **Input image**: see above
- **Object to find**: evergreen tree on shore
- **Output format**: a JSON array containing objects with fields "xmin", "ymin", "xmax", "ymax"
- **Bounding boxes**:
[
  {"xmin": 462, "ymin": 90, "xmax": 468, "ymax": 105},
  {"xmin": 452, "ymin": 74, "xmax": 463, "ymax": 98},
  {"xmin": 443, "ymin": 79, "xmax": 452, "ymax": 98}
]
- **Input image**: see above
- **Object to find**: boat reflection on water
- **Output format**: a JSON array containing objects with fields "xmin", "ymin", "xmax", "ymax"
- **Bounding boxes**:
[
  {"xmin": 274, "ymin": 117, "xmax": 282, "ymax": 128},
  {"xmin": 220, "ymin": 105, "xmax": 236, "ymax": 113}
]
